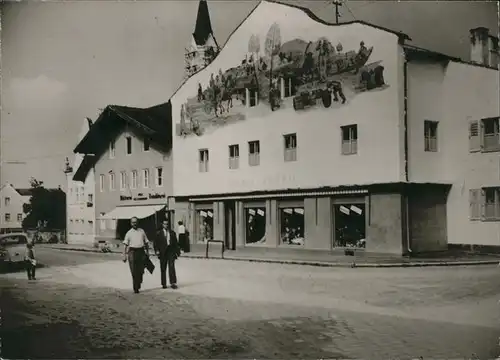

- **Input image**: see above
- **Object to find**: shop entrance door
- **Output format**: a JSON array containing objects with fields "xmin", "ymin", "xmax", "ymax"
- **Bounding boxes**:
[
  {"xmin": 332, "ymin": 202, "xmax": 367, "ymax": 249},
  {"xmin": 224, "ymin": 200, "xmax": 236, "ymax": 250}
]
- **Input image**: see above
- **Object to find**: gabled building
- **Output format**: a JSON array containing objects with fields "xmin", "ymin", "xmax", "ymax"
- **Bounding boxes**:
[
  {"xmin": 169, "ymin": 0, "xmax": 499, "ymax": 255},
  {"xmin": 73, "ymin": 102, "xmax": 173, "ymax": 243},
  {"xmin": 184, "ymin": 0, "xmax": 220, "ymax": 78},
  {"xmin": 64, "ymin": 117, "xmax": 96, "ymax": 245},
  {"xmin": 0, "ymin": 183, "xmax": 31, "ymax": 233}
]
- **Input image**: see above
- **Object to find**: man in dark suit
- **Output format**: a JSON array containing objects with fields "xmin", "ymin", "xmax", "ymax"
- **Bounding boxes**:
[{"xmin": 153, "ymin": 219, "xmax": 180, "ymax": 289}]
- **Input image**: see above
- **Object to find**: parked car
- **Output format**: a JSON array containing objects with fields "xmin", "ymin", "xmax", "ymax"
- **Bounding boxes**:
[{"xmin": 0, "ymin": 233, "xmax": 29, "ymax": 271}]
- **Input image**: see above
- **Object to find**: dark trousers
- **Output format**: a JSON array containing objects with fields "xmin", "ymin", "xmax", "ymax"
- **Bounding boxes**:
[
  {"xmin": 159, "ymin": 250, "xmax": 177, "ymax": 287},
  {"xmin": 179, "ymin": 233, "xmax": 189, "ymax": 252},
  {"xmin": 128, "ymin": 248, "xmax": 145, "ymax": 292},
  {"xmin": 26, "ymin": 261, "xmax": 36, "ymax": 279}
]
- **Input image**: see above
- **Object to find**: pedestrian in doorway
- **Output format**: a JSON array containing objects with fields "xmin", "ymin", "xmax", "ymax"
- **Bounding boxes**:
[
  {"xmin": 154, "ymin": 219, "xmax": 180, "ymax": 289},
  {"xmin": 25, "ymin": 243, "xmax": 37, "ymax": 280},
  {"xmin": 122, "ymin": 217, "xmax": 150, "ymax": 294},
  {"xmin": 177, "ymin": 220, "xmax": 188, "ymax": 253}
]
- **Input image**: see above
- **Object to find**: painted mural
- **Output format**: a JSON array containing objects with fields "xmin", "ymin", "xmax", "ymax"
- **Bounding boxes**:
[{"xmin": 177, "ymin": 23, "xmax": 389, "ymax": 137}]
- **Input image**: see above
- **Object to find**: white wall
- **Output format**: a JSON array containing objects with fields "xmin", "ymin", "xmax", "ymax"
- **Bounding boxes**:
[
  {"xmin": 171, "ymin": 1, "xmax": 404, "ymax": 197},
  {"xmin": 408, "ymin": 60, "xmax": 500, "ymax": 246},
  {"xmin": 443, "ymin": 62, "xmax": 500, "ymax": 246},
  {"xmin": 0, "ymin": 184, "xmax": 27, "ymax": 230}
]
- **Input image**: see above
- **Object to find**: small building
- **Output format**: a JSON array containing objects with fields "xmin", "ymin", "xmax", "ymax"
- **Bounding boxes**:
[
  {"xmin": 64, "ymin": 117, "xmax": 96, "ymax": 246},
  {"xmin": 169, "ymin": 0, "xmax": 499, "ymax": 255},
  {"xmin": 0, "ymin": 183, "xmax": 31, "ymax": 233},
  {"xmin": 73, "ymin": 103, "xmax": 173, "ymax": 244}
]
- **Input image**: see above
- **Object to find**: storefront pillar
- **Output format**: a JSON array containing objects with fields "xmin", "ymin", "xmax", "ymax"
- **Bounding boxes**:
[
  {"xmin": 235, "ymin": 201, "xmax": 245, "ymax": 247},
  {"xmin": 213, "ymin": 201, "xmax": 225, "ymax": 241},
  {"xmin": 265, "ymin": 199, "xmax": 279, "ymax": 247},
  {"xmin": 304, "ymin": 197, "xmax": 332, "ymax": 250}
]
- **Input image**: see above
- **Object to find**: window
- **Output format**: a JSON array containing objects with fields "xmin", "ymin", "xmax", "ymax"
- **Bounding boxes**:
[
  {"xmin": 334, "ymin": 203, "xmax": 366, "ymax": 248},
  {"xmin": 424, "ymin": 120, "xmax": 438, "ymax": 152},
  {"xmin": 99, "ymin": 212, "xmax": 106, "ymax": 231},
  {"xmin": 196, "ymin": 209, "xmax": 213, "ymax": 242},
  {"xmin": 120, "ymin": 171, "xmax": 127, "ymax": 190},
  {"xmin": 482, "ymin": 117, "xmax": 500, "ymax": 151},
  {"xmin": 229, "ymin": 144, "xmax": 240, "ymax": 169},
  {"xmin": 484, "ymin": 187, "xmax": 500, "ymax": 220},
  {"xmin": 142, "ymin": 169, "xmax": 150, "ymax": 188},
  {"xmin": 109, "ymin": 172, "xmax": 116, "ymax": 191},
  {"xmin": 143, "ymin": 137, "xmax": 150, "ymax": 152},
  {"xmin": 282, "ymin": 77, "xmax": 296, "ymax": 98},
  {"xmin": 245, "ymin": 207, "xmax": 266, "ymax": 244},
  {"xmin": 99, "ymin": 174, "xmax": 105, "ymax": 192},
  {"xmin": 248, "ymin": 140, "xmax": 260, "ymax": 166},
  {"xmin": 284, "ymin": 133, "xmax": 297, "ymax": 162},
  {"xmin": 108, "ymin": 219, "xmax": 116, "ymax": 230},
  {"xmin": 17, "ymin": 213, "xmax": 22, "ymax": 222},
  {"xmin": 470, "ymin": 187, "xmax": 500, "ymax": 221},
  {"xmin": 88, "ymin": 194, "xmax": 93, "ymax": 203},
  {"xmin": 4, "ymin": 213, "xmax": 10, "ymax": 222},
  {"xmin": 4, "ymin": 197, "xmax": 10, "ymax": 206},
  {"xmin": 131, "ymin": 170, "xmax": 138, "ymax": 189},
  {"xmin": 469, "ymin": 117, "xmax": 500, "ymax": 153},
  {"xmin": 199, "ymin": 149, "xmax": 209, "ymax": 172},
  {"xmin": 109, "ymin": 140, "xmax": 116, "ymax": 158},
  {"xmin": 126, "ymin": 136, "xmax": 132, "ymax": 155},
  {"xmin": 249, "ymin": 89, "xmax": 258, "ymax": 107},
  {"xmin": 280, "ymin": 206, "xmax": 304, "ymax": 245},
  {"xmin": 155, "ymin": 167, "xmax": 163, "ymax": 187},
  {"xmin": 341, "ymin": 125, "xmax": 358, "ymax": 155}
]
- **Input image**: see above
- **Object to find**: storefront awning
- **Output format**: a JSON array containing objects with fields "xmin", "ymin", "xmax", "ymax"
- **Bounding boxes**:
[{"xmin": 101, "ymin": 204, "xmax": 165, "ymax": 220}]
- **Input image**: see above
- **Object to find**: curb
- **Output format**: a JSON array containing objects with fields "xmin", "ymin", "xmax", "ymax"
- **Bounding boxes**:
[{"xmin": 41, "ymin": 246, "xmax": 500, "ymax": 268}]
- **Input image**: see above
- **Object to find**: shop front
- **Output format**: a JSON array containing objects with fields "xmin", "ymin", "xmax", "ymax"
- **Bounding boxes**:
[
  {"xmin": 193, "ymin": 203, "xmax": 214, "ymax": 243},
  {"xmin": 178, "ymin": 186, "xmax": 421, "ymax": 255}
]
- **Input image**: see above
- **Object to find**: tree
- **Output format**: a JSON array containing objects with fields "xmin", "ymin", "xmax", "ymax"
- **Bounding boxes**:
[
  {"xmin": 22, "ymin": 178, "xmax": 66, "ymax": 230},
  {"xmin": 264, "ymin": 23, "xmax": 282, "ymax": 88}
]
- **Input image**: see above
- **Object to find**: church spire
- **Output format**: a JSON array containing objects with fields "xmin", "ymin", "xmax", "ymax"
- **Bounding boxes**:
[
  {"xmin": 193, "ymin": 0, "xmax": 216, "ymax": 47},
  {"xmin": 185, "ymin": 0, "xmax": 219, "ymax": 78}
]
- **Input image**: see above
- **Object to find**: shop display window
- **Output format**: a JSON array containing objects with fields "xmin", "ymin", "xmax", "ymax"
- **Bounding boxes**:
[
  {"xmin": 280, "ymin": 207, "xmax": 304, "ymax": 245},
  {"xmin": 196, "ymin": 209, "xmax": 213, "ymax": 243},
  {"xmin": 245, "ymin": 207, "xmax": 266, "ymax": 244},
  {"xmin": 334, "ymin": 204, "xmax": 366, "ymax": 248}
]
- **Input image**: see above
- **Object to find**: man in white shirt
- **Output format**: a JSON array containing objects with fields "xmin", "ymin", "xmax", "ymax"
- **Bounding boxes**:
[{"xmin": 122, "ymin": 216, "xmax": 150, "ymax": 293}]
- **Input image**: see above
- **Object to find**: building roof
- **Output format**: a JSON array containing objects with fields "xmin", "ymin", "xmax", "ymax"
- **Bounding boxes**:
[
  {"xmin": 72, "ymin": 101, "xmax": 172, "ymax": 182},
  {"xmin": 16, "ymin": 188, "xmax": 33, "ymax": 197},
  {"xmin": 403, "ymin": 44, "xmax": 499, "ymax": 70},
  {"xmin": 192, "ymin": 0, "xmax": 218, "ymax": 47}
]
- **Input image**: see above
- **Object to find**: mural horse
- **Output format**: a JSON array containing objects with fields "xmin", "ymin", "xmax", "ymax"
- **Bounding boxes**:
[{"xmin": 203, "ymin": 77, "xmax": 236, "ymax": 117}]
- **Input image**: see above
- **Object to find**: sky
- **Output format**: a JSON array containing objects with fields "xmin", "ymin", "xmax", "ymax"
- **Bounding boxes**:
[{"xmin": 1, "ymin": 0, "xmax": 498, "ymax": 189}]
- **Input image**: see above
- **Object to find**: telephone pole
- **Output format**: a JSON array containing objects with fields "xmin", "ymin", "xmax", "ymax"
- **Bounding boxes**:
[{"xmin": 332, "ymin": 0, "xmax": 342, "ymax": 24}]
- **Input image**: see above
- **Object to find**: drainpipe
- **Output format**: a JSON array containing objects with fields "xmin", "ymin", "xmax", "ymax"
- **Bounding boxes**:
[{"xmin": 403, "ymin": 53, "xmax": 412, "ymax": 254}]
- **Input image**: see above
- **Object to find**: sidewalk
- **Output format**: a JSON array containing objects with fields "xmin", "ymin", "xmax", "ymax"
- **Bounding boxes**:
[{"xmin": 39, "ymin": 242, "xmax": 500, "ymax": 268}]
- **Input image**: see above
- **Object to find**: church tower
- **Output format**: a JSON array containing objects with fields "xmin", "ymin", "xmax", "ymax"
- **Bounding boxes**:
[{"xmin": 184, "ymin": 0, "xmax": 219, "ymax": 78}]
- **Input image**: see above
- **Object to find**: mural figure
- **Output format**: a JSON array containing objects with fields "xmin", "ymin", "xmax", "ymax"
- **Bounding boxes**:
[{"xmin": 177, "ymin": 23, "xmax": 390, "ymax": 137}]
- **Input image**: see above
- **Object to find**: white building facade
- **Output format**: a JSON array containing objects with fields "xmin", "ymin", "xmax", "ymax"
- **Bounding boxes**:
[
  {"xmin": 169, "ymin": 1, "xmax": 499, "ymax": 255},
  {"xmin": 0, "ymin": 183, "xmax": 29, "ymax": 233},
  {"xmin": 64, "ymin": 118, "xmax": 96, "ymax": 245}
]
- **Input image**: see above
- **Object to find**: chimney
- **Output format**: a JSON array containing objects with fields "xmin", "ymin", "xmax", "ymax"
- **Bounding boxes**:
[{"xmin": 470, "ymin": 27, "xmax": 499, "ymax": 68}]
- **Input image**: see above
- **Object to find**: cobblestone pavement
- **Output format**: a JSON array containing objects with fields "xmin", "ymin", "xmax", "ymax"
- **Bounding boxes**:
[{"xmin": 1, "ymin": 250, "xmax": 499, "ymax": 359}]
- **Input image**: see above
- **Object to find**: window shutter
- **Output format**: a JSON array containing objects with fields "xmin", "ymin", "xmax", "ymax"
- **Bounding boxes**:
[
  {"xmin": 469, "ymin": 120, "xmax": 480, "ymax": 152},
  {"xmin": 479, "ymin": 120, "xmax": 485, "ymax": 150},
  {"xmin": 480, "ymin": 188, "xmax": 486, "ymax": 219},
  {"xmin": 469, "ymin": 189, "xmax": 479, "ymax": 220}
]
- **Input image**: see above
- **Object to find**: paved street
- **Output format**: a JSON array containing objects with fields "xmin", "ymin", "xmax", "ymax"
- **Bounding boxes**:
[{"xmin": 1, "ymin": 248, "xmax": 499, "ymax": 359}]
